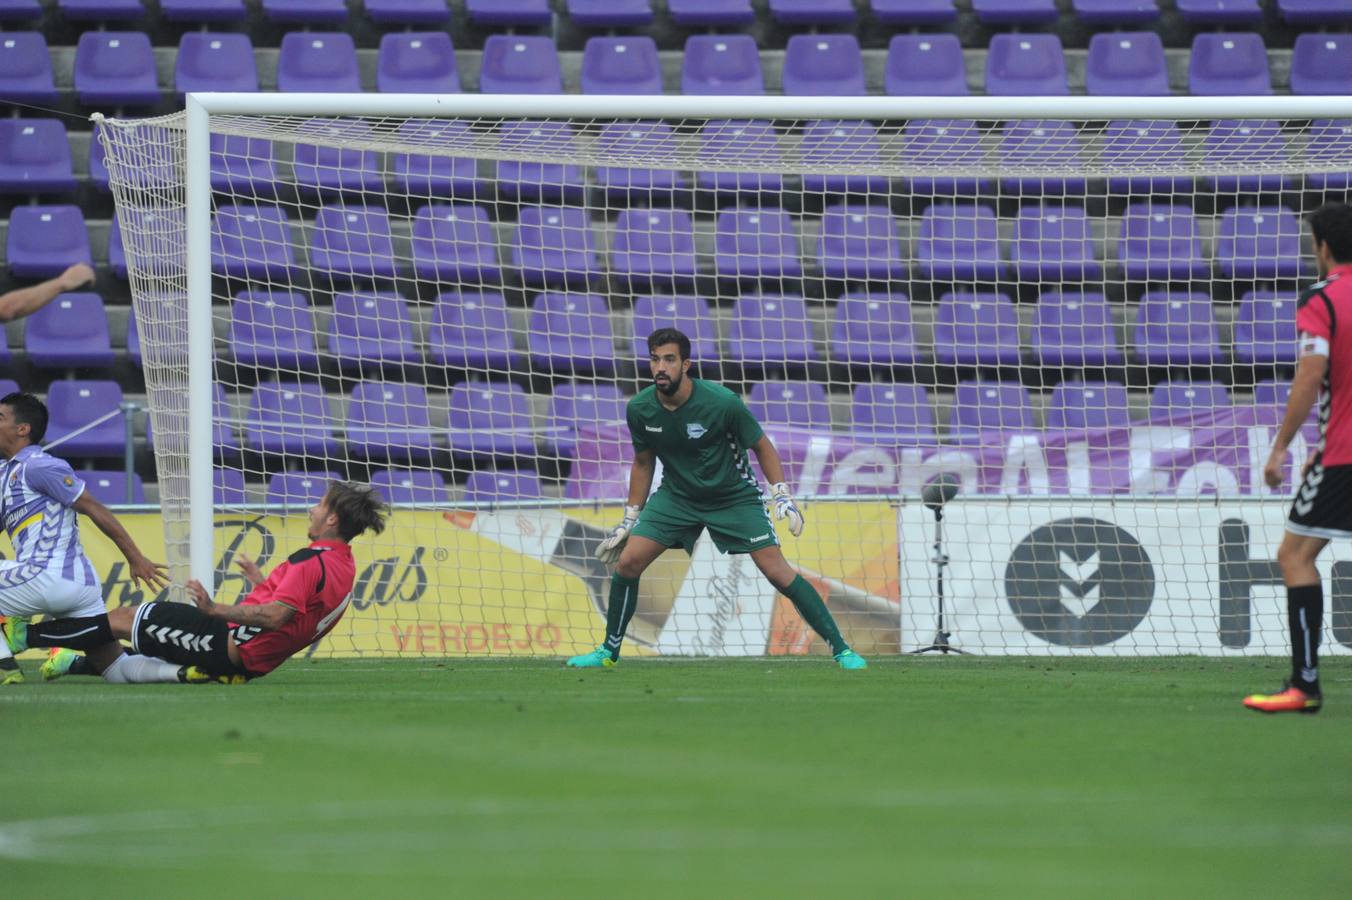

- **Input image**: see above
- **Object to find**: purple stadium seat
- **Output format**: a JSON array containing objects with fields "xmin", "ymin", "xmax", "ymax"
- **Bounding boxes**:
[
  {"xmin": 162, "ymin": 0, "xmax": 249, "ymax": 21},
  {"xmin": 830, "ymin": 291, "xmax": 920, "ymax": 368},
  {"xmin": 595, "ymin": 121, "xmax": 684, "ymax": 199},
  {"xmin": 669, "ymin": 0, "xmax": 753, "ymax": 26},
  {"xmin": 0, "ymin": 120, "xmax": 76, "ymax": 193},
  {"xmin": 212, "ymin": 205, "xmax": 297, "ymax": 281},
  {"xmin": 901, "ymin": 120, "xmax": 989, "ymax": 196},
  {"xmin": 972, "ymin": 0, "xmax": 1058, "ymax": 25},
  {"xmin": 266, "ymin": 471, "xmax": 339, "ymax": 507},
  {"xmin": 610, "ymin": 209, "xmax": 698, "ymax": 288},
  {"xmin": 1176, "ymin": 0, "xmax": 1261, "ymax": 25},
  {"xmin": 800, "ymin": 121, "xmax": 889, "ymax": 195},
  {"xmin": 1073, "ymin": 0, "xmax": 1159, "ymax": 23},
  {"xmin": 377, "ymin": 32, "xmax": 458, "ymax": 93},
  {"xmin": 61, "ymin": 0, "xmax": 143, "ymax": 19},
  {"xmin": 371, "ymin": 469, "xmax": 447, "ymax": 504},
  {"xmin": 466, "ymin": 0, "xmax": 550, "ymax": 25},
  {"xmin": 211, "ymin": 133, "xmax": 278, "ymax": 196},
  {"xmin": 345, "ymin": 381, "xmax": 435, "ymax": 462},
  {"xmin": 74, "ymin": 32, "xmax": 159, "ymax": 106},
  {"xmin": 527, "ymin": 293, "xmax": 619, "ymax": 377},
  {"xmin": 770, "ymin": 0, "xmax": 854, "ymax": 24},
  {"xmin": 365, "ymin": 0, "xmax": 450, "ymax": 24},
  {"xmin": 246, "ymin": 382, "xmax": 339, "ymax": 457},
  {"xmin": 933, "ymin": 292, "xmax": 1022, "ymax": 368},
  {"xmin": 513, "ymin": 206, "xmax": 600, "ymax": 289},
  {"xmin": 0, "ymin": 0, "xmax": 41, "ymax": 21},
  {"xmin": 1, "ymin": 33, "xmax": 56, "ymax": 104},
  {"xmin": 1201, "ymin": 120, "xmax": 1293, "ymax": 193},
  {"xmin": 998, "ymin": 121, "xmax": 1086, "ymax": 196},
  {"xmin": 447, "ymin": 381, "xmax": 537, "ymax": 459},
  {"xmin": 1118, "ymin": 203, "xmax": 1208, "ymax": 282},
  {"xmin": 426, "ymin": 291, "xmax": 520, "ymax": 371},
  {"xmin": 464, "ymin": 469, "xmax": 544, "ymax": 504},
  {"xmin": 818, "ymin": 204, "xmax": 904, "ymax": 281},
  {"xmin": 714, "ymin": 207, "xmax": 802, "ymax": 281},
  {"xmin": 480, "ymin": 36, "xmax": 562, "ymax": 94},
  {"xmin": 83, "ymin": 471, "xmax": 146, "ymax": 505},
  {"xmin": 1149, "ymin": 381, "xmax": 1231, "ymax": 422},
  {"xmin": 1234, "ymin": 291, "xmax": 1299, "ymax": 366},
  {"xmin": 1215, "ymin": 206, "xmax": 1303, "ymax": 280},
  {"xmin": 1010, "ymin": 205, "xmax": 1101, "ymax": 283},
  {"xmin": 568, "ymin": 0, "xmax": 653, "ymax": 27},
  {"xmin": 727, "ymin": 295, "xmax": 819, "ymax": 369},
  {"xmin": 25, "ymin": 292, "xmax": 114, "ymax": 369},
  {"xmin": 1279, "ymin": 0, "xmax": 1352, "ymax": 24},
  {"xmin": 630, "ymin": 295, "xmax": 719, "ymax": 363},
  {"xmin": 746, "ymin": 381, "xmax": 831, "ymax": 430},
  {"xmin": 782, "ymin": 34, "xmax": 864, "ymax": 96},
  {"xmin": 495, "ymin": 120, "xmax": 585, "ymax": 203},
  {"xmin": 328, "ymin": 291, "xmax": 419, "ymax": 370},
  {"xmin": 277, "ymin": 32, "xmax": 359, "ymax": 92},
  {"xmin": 229, "ymin": 289, "xmax": 320, "ymax": 370},
  {"xmin": 581, "ymin": 36, "xmax": 661, "ymax": 95},
  {"xmin": 851, "ymin": 383, "xmax": 936, "ymax": 444},
  {"xmin": 546, "ymin": 382, "xmax": 628, "ymax": 459},
  {"xmin": 1305, "ymin": 119, "xmax": 1352, "ymax": 191},
  {"xmin": 872, "ymin": 0, "xmax": 956, "ymax": 24},
  {"xmin": 1290, "ymin": 34, "xmax": 1352, "ymax": 95},
  {"xmin": 7, "ymin": 205, "xmax": 91, "ymax": 278},
  {"xmin": 986, "ymin": 34, "xmax": 1068, "ymax": 96},
  {"xmin": 948, "ymin": 381, "xmax": 1036, "ymax": 442},
  {"xmin": 390, "ymin": 119, "xmax": 481, "ymax": 199},
  {"xmin": 696, "ymin": 120, "xmax": 782, "ymax": 194},
  {"xmin": 1253, "ymin": 380, "xmax": 1293, "ymax": 408},
  {"xmin": 682, "ymin": 35, "xmax": 763, "ymax": 95},
  {"xmin": 1086, "ymin": 32, "xmax": 1168, "ymax": 96},
  {"xmin": 1189, "ymin": 33, "xmax": 1270, "ymax": 96},
  {"xmin": 262, "ymin": 0, "xmax": 347, "ymax": 22},
  {"xmin": 176, "ymin": 32, "xmax": 257, "ymax": 95},
  {"xmin": 1102, "ymin": 120, "xmax": 1191, "ymax": 194},
  {"xmin": 125, "ymin": 312, "xmax": 140, "ymax": 366},
  {"xmin": 293, "ymin": 119, "xmax": 383, "ymax": 195},
  {"xmin": 886, "ymin": 34, "xmax": 967, "ymax": 96},
  {"xmin": 45, "ymin": 381, "xmax": 126, "ymax": 457},
  {"xmin": 309, "ymin": 205, "xmax": 398, "ymax": 282},
  {"xmin": 1046, "ymin": 381, "xmax": 1131, "ymax": 431},
  {"xmin": 410, "ymin": 203, "xmax": 501, "ymax": 284},
  {"xmin": 1030, "ymin": 291, "xmax": 1125, "ymax": 368},
  {"xmin": 916, "ymin": 203, "xmax": 1004, "ymax": 283},
  {"xmin": 1134, "ymin": 291, "xmax": 1223, "ymax": 367}
]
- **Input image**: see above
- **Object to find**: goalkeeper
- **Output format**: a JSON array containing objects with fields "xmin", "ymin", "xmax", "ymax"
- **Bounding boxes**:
[{"xmin": 567, "ymin": 329, "xmax": 867, "ymax": 670}]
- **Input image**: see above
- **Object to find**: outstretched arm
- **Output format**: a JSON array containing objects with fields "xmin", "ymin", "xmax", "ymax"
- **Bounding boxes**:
[
  {"xmin": 72, "ymin": 492, "xmax": 169, "ymax": 590},
  {"xmin": 0, "ymin": 263, "xmax": 95, "ymax": 323}
]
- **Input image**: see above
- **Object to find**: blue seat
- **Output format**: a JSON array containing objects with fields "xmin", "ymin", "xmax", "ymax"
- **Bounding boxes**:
[
  {"xmin": 1290, "ymin": 34, "xmax": 1352, "ymax": 95},
  {"xmin": 464, "ymin": 469, "xmax": 545, "ymax": 504},
  {"xmin": 45, "ymin": 380, "xmax": 127, "ymax": 458},
  {"xmin": 610, "ymin": 209, "xmax": 698, "ymax": 289},
  {"xmin": 682, "ymin": 35, "xmax": 763, "ymax": 95},
  {"xmin": 0, "ymin": 0, "xmax": 41, "ymax": 21},
  {"xmin": 513, "ymin": 205, "xmax": 600, "ymax": 289},
  {"xmin": 0, "ymin": 120, "xmax": 76, "ymax": 193},
  {"xmin": 727, "ymin": 295, "xmax": 819, "ymax": 370},
  {"xmin": 277, "ymin": 32, "xmax": 360, "ymax": 92},
  {"xmin": 782, "ymin": 34, "xmax": 864, "ymax": 96},
  {"xmin": 426, "ymin": 291, "xmax": 520, "ymax": 371},
  {"xmin": 26, "ymin": 292, "xmax": 114, "ymax": 369},
  {"xmin": 668, "ymin": 0, "xmax": 753, "ymax": 25},
  {"xmin": 568, "ymin": 0, "xmax": 653, "ymax": 27},
  {"xmin": 246, "ymin": 382, "xmax": 339, "ymax": 457},
  {"xmin": 1073, "ymin": 0, "xmax": 1158, "ymax": 23},
  {"xmin": 886, "ymin": 34, "xmax": 966, "ymax": 96},
  {"xmin": 933, "ymin": 292, "xmax": 1022, "ymax": 368},
  {"xmin": 377, "ymin": 32, "xmax": 458, "ymax": 93},
  {"xmin": 1176, "ymin": 0, "xmax": 1261, "ymax": 25},
  {"xmin": 972, "ymin": 0, "xmax": 1058, "ymax": 24},
  {"xmin": 1030, "ymin": 291, "xmax": 1124, "ymax": 369},
  {"xmin": 0, "ymin": 33, "xmax": 58, "ymax": 104},
  {"xmin": 713, "ymin": 207, "xmax": 802, "ymax": 282},
  {"xmin": 1102, "ymin": 120, "xmax": 1190, "ymax": 194},
  {"xmin": 61, "ymin": 0, "xmax": 143, "ymax": 20},
  {"xmin": 1234, "ymin": 291, "xmax": 1299, "ymax": 366},
  {"xmin": 328, "ymin": 291, "xmax": 419, "ymax": 370},
  {"xmin": 345, "ymin": 380, "xmax": 435, "ymax": 462},
  {"xmin": 1215, "ymin": 206, "xmax": 1304, "ymax": 280},
  {"xmin": 494, "ymin": 120, "xmax": 585, "ymax": 203},
  {"xmin": 595, "ymin": 121, "xmax": 684, "ymax": 199},
  {"xmin": 915, "ymin": 203, "xmax": 1003, "ymax": 282},
  {"xmin": 901, "ymin": 120, "xmax": 988, "ymax": 196},
  {"xmin": 947, "ymin": 381, "xmax": 1036, "ymax": 443},
  {"xmin": 364, "ymin": 0, "xmax": 450, "ymax": 24},
  {"xmin": 390, "ymin": 119, "xmax": 481, "ymax": 199},
  {"xmin": 1305, "ymin": 119, "xmax": 1352, "ymax": 191},
  {"xmin": 871, "ymin": 0, "xmax": 956, "ymax": 24},
  {"xmin": 108, "ymin": 208, "xmax": 186, "ymax": 280},
  {"xmin": 212, "ymin": 204, "xmax": 297, "ymax": 281},
  {"xmin": 162, "ymin": 0, "xmax": 249, "ymax": 21},
  {"xmin": 7, "ymin": 205, "xmax": 91, "ymax": 278},
  {"xmin": 1149, "ymin": 380, "xmax": 1231, "ymax": 421},
  {"xmin": 211, "ymin": 133, "xmax": 278, "ymax": 196},
  {"xmin": 746, "ymin": 381, "xmax": 832, "ymax": 430},
  {"xmin": 1279, "ymin": 0, "xmax": 1352, "ymax": 24},
  {"xmin": 447, "ymin": 381, "xmax": 537, "ymax": 460},
  {"xmin": 998, "ymin": 121, "xmax": 1086, "ymax": 196},
  {"xmin": 769, "ymin": 0, "xmax": 855, "ymax": 24},
  {"xmin": 266, "ymin": 471, "xmax": 340, "ymax": 507},
  {"xmin": 262, "ymin": 0, "xmax": 348, "ymax": 22},
  {"xmin": 371, "ymin": 469, "xmax": 447, "ymax": 504},
  {"xmin": 175, "ymin": 32, "xmax": 258, "ymax": 95},
  {"xmin": 229, "ymin": 289, "xmax": 320, "ymax": 371},
  {"xmin": 410, "ymin": 203, "xmax": 501, "ymax": 284},
  {"xmin": 480, "ymin": 35, "xmax": 562, "ymax": 94},
  {"xmin": 1086, "ymin": 32, "xmax": 1168, "ymax": 96},
  {"xmin": 545, "ymin": 382, "xmax": 628, "ymax": 459},
  {"xmin": 1133, "ymin": 291, "xmax": 1223, "ymax": 368},
  {"xmin": 630, "ymin": 295, "xmax": 719, "ymax": 364},
  {"xmin": 293, "ymin": 119, "xmax": 384, "ymax": 195},
  {"xmin": 1010, "ymin": 205, "xmax": 1101, "ymax": 283},
  {"xmin": 986, "ymin": 34, "xmax": 1068, "ymax": 96},
  {"xmin": 851, "ymin": 383, "xmax": 936, "ymax": 444},
  {"xmin": 1201, "ymin": 120, "xmax": 1293, "ymax": 193},
  {"xmin": 581, "ymin": 36, "xmax": 661, "ymax": 94},
  {"xmin": 75, "ymin": 31, "xmax": 159, "ymax": 106},
  {"xmin": 309, "ymin": 204, "xmax": 399, "ymax": 281},
  {"xmin": 696, "ymin": 120, "xmax": 782, "ymax": 195},
  {"xmin": 1118, "ymin": 203, "xmax": 1208, "ymax": 282},
  {"xmin": 818, "ymin": 204, "xmax": 905, "ymax": 281},
  {"xmin": 800, "ymin": 121, "xmax": 889, "ymax": 195},
  {"xmin": 1189, "ymin": 33, "xmax": 1270, "ymax": 96},
  {"xmin": 466, "ymin": 0, "xmax": 550, "ymax": 25},
  {"xmin": 1046, "ymin": 381, "xmax": 1131, "ymax": 431},
  {"xmin": 83, "ymin": 471, "xmax": 146, "ymax": 505},
  {"xmin": 830, "ymin": 291, "xmax": 921, "ymax": 368},
  {"xmin": 527, "ymin": 293, "xmax": 619, "ymax": 377}
]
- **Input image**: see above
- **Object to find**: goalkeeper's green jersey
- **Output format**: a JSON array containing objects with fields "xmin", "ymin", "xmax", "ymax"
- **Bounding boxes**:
[{"xmin": 626, "ymin": 379, "xmax": 765, "ymax": 507}]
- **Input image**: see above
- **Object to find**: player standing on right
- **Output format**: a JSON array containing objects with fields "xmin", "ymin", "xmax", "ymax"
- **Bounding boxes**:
[
  {"xmin": 567, "ymin": 328, "xmax": 866, "ymax": 670},
  {"xmin": 1247, "ymin": 202, "xmax": 1352, "ymax": 714}
]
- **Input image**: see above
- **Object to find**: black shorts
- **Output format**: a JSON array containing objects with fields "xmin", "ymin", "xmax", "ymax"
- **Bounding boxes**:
[
  {"xmin": 1288, "ymin": 458, "xmax": 1352, "ymax": 539},
  {"xmin": 131, "ymin": 601, "xmax": 253, "ymax": 678}
]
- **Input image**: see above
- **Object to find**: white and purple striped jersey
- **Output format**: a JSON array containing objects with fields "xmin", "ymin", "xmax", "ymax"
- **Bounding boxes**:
[{"xmin": 0, "ymin": 445, "xmax": 98, "ymax": 586}]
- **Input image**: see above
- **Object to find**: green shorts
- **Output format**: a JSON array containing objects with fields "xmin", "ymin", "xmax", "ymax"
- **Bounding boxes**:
[{"xmin": 630, "ymin": 489, "xmax": 778, "ymax": 555}]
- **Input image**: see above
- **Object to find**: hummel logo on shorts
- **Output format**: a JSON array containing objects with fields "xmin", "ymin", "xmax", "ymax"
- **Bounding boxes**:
[{"xmin": 748, "ymin": 533, "xmax": 769, "ymax": 542}]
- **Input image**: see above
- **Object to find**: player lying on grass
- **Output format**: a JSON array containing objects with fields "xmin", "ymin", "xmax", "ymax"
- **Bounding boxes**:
[
  {"xmin": 568, "ymin": 328, "xmax": 867, "ymax": 670},
  {"xmin": 5, "ymin": 480, "xmax": 389, "ymax": 684},
  {"xmin": 0, "ymin": 391, "xmax": 171, "ymax": 686}
]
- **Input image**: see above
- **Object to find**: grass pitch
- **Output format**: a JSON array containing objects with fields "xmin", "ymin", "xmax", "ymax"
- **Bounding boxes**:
[{"xmin": 3, "ymin": 656, "xmax": 1350, "ymax": 898}]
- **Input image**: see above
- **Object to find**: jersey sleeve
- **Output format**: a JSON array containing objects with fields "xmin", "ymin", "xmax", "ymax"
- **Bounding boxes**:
[
  {"xmin": 25, "ymin": 456, "xmax": 85, "ymax": 508},
  {"xmin": 627, "ymin": 401, "xmax": 650, "ymax": 452},
  {"xmin": 268, "ymin": 558, "xmax": 321, "ymax": 612},
  {"xmin": 729, "ymin": 393, "xmax": 764, "ymax": 447},
  {"xmin": 1297, "ymin": 291, "xmax": 1334, "ymax": 344}
]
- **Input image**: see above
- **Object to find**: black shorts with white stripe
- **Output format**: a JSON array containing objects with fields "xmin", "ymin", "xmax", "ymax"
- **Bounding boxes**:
[
  {"xmin": 1288, "ymin": 458, "xmax": 1352, "ymax": 540},
  {"xmin": 131, "ymin": 601, "xmax": 248, "ymax": 677}
]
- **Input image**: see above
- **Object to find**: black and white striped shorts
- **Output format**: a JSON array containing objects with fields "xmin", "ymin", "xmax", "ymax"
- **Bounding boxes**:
[
  {"xmin": 131, "ymin": 601, "xmax": 245, "ymax": 675},
  {"xmin": 1288, "ymin": 458, "xmax": 1352, "ymax": 540}
]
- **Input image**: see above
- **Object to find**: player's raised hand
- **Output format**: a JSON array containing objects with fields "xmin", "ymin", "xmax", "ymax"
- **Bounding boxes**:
[
  {"xmin": 770, "ymin": 483, "xmax": 804, "ymax": 537},
  {"xmin": 596, "ymin": 505, "xmax": 642, "ymax": 566},
  {"xmin": 128, "ymin": 553, "xmax": 170, "ymax": 591},
  {"xmin": 235, "ymin": 555, "xmax": 265, "ymax": 586},
  {"xmin": 185, "ymin": 579, "xmax": 214, "ymax": 614}
]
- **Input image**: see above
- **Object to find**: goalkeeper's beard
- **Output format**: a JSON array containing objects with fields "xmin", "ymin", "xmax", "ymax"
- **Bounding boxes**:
[{"xmin": 654, "ymin": 371, "xmax": 683, "ymax": 396}]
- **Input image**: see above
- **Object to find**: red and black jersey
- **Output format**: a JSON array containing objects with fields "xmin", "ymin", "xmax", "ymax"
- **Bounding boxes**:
[
  {"xmin": 231, "ymin": 539, "xmax": 355, "ymax": 675},
  {"xmin": 1297, "ymin": 264, "xmax": 1352, "ymax": 465}
]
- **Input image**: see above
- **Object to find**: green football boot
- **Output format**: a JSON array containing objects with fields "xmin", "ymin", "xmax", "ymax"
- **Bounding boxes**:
[
  {"xmin": 0, "ymin": 663, "xmax": 23, "ymax": 686},
  {"xmin": 41, "ymin": 648, "xmax": 80, "ymax": 682},
  {"xmin": 565, "ymin": 646, "xmax": 617, "ymax": 668},
  {"xmin": 834, "ymin": 648, "xmax": 868, "ymax": 671},
  {"xmin": 0, "ymin": 615, "xmax": 27, "ymax": 654},
  {"xmin": 178, "ymin": 666, "xmax": 248, "ymax": 685}
]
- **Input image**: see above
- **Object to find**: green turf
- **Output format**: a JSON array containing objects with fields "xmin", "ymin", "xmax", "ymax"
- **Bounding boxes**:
[{"xmin": 3, "ymin": 656, "xmax": 1350, "ymax": 898}]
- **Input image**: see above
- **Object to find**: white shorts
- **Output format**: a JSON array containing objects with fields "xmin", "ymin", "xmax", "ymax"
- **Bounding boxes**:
[{"xmin": 0, "ymin": 560, "xmax": 106, "ymax": 619}]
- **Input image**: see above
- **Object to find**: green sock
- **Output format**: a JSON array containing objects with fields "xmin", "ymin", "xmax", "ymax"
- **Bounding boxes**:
[
  {"xmin": 604, "ymin": 573, "xmax": 640, "ymax": 660},
  {"xmin": 784, "ymin": 574, "xmax": 848, "ymax": 655}
]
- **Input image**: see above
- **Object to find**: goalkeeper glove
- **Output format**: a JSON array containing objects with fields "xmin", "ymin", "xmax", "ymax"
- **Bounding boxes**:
[
  {"xmin": 770, "ymin": 483, "xmax": 804, "ymax": 537},
  {"xmin": 596, "ymin": 505, "xmax": 642, "ymax": 566}
]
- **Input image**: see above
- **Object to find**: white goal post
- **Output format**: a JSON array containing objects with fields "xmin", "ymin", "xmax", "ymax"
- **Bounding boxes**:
[{"xmin": 99, "ymin": 92, "xmax": 1352, "ymax": 658}]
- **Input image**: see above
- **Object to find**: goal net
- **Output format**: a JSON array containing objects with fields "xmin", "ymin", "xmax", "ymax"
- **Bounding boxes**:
[{"xmin": 98, "ymin": 94, "xmax": 1352, "ymax": 658}]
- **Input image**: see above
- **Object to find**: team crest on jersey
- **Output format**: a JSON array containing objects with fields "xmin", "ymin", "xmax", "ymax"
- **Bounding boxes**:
[
  {"xmin": 686, "ymin": 423, "xmax": 707, "ymax": 439},
  {"xmin": 63, "ymin": 477, "xmax": 74, "ymax": 487}
]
